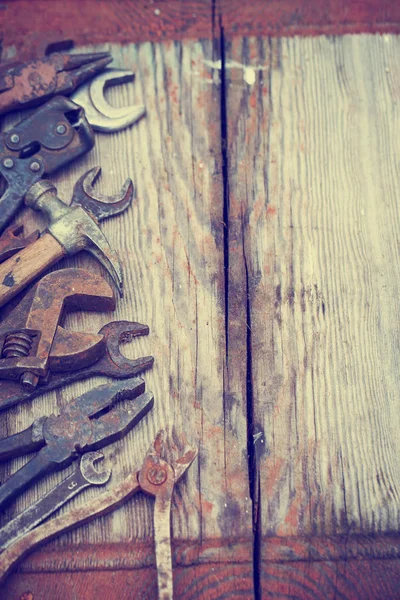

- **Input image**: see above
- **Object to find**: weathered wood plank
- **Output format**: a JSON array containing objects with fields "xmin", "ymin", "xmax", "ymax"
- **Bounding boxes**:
[
  {"xmin": 225, "ymin": 32, "xmax": 400, "ymax": 560},
  {"xmin": 1, "ymin": 0, "xmax": 400, "ymax": 63},
  {"xmin": 0, "ymin": 38, "xmax": 253, "ymax": 590}
]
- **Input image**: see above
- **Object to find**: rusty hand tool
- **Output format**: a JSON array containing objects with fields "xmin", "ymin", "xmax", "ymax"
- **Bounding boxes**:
[
  {"xmin": 0, "ymin": 51, "xmax": 113, "ymax": 114},
  {"xmin": 0, "ymin": 376, "xmax": 153, "ymax": 511},
  {"xmin": 138, "ymin": 431, "xmax": 198, "ymax": 600},
  {"xmin": 0, "ymin": 267, "xmax": 116, "ymax": 391},
  {"xmin": 0, "ymin": 321, "xmax": 154, "ymax": 412},
  {"xmin": 0, "ymin": 450, "xmax": 111, "ymax": 551},
  {"xmin": 0, "ymin": 167, "xmax": 132, "ymax": 308},
  {"xmin": 0, "ymin": 431, "xmax": 197, "ymax": 591},
  {"xmin": 0, "ymin": 96, "xmax": 94, "ymax": 234},
  {"xmin": 0, "ymin": 68, "xmax": 144, "ymax": 235},
  {"xmin": 0, "ymin": 225, "xmax": 40, "ymax": 263},
  {"xmin": 71, "ymin": 69, "xmax": 146, "ymax": 132}
]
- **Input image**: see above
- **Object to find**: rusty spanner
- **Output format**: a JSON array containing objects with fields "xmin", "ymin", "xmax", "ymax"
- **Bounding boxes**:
[
  {"xmin": 0, "ymin": 450, "xmax": 111, "ymax": 551},
  {"xmin": 0, "ymin": 431, "xmax": 197, "ymax": 596}
]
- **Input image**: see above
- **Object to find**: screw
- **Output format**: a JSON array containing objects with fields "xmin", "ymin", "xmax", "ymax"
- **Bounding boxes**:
[
  {"xmin": 20, "ymin": 371, "xmax": 39, "ymax": 391},
  {"xmin": 30, "ymin": 161, "xmax": 41, "ymax": 172},
  {"xmin": 3, "ymin": 158, "xmax": 14, "ymax": 169},
  {"xmin": 147, "ymin": 466, "xmax": 168, "ymax": 486},
  {"xmin": 10, "ymin": 133, "xmax": 20, "ymax": 144},
  {"xmin": 56, "ymin": 124, "xmax": 67, "ymax": 135}
]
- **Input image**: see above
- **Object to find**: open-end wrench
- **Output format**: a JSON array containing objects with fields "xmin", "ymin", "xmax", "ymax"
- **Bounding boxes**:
[
  {"xmin": 71, "ymin": 69, "xmax": 145, "ymax": 132},
  {"xmin": 0, "ymin": 431, "xmax": 197, "ymax": 594},
  {"xmin": 0, "ymin": 167, "xmax": 133, "ymax": 308},
  {"xmin": 0, "ymin": 450, "xmax": 111, "ymax": 551}
]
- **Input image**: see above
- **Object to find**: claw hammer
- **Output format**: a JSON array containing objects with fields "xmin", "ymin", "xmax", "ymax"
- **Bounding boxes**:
[{"xmin": 0, "ymin": 167, "xmax": 133, "ymax": 308}]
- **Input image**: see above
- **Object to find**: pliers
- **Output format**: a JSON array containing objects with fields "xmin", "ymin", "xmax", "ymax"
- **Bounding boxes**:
[
  {"xmin": 0, "ymin": 51, "xmax": 113, "ymax": 114},
  {"xmin": 0, "ymin": 377, "xmax": 154, "ymax": 511}
]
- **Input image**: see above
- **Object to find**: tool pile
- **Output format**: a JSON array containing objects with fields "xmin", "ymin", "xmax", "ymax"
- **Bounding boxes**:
[{"xmin": 0, "ymin": 46, "xmax": 196, "ymax": 597}]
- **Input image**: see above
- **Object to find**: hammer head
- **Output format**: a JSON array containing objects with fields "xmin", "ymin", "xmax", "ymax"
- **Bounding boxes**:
[{"xmin": 25, "ymin": 169, "xmax": 134, "ymax": 296}]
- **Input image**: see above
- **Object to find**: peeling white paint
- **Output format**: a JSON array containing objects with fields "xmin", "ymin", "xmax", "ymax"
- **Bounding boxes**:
[{"xmin": 203, "ymin": 59, "xmax": 267, "ymax": 86}]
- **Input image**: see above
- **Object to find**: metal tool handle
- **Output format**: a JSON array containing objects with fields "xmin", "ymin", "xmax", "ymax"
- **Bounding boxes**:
[
  {"xmin": 0, "ymin": 470, "xmax": 141, "ymax": 585},
  {"xmin": 0, "ymin": 233, "xmax": 65, "ymax": 309},
  {"xmin": 0, "ymin": 451, "xmax": 56, "ymax": 511},
  {"xmin": 0, "ymin": 466, "xmax": 90, "ymax": 550},
  {"xmin": 0, "ymin": 420, "xmax": 44, "ymax": 462},
  {"xmin": 154, "ymin": 495, "xmax": 173, "ymax": 600}
]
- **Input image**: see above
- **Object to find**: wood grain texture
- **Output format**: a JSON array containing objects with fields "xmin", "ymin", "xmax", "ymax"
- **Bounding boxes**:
[
  {"xmin": 1, "ymin": 30, "xmax": 400, "ymax": 598},
  {"xmin": 3, "ymin": 536, "xmax": 400, "ymax": 599},
  {"xmin": 1, "ymin": 562, "xmax": 255, "ymax": 600},
  {"xmin": 1, "ymin": 0, "xmax": 400, "ymax": 63},
  {"xmin": 0, "ymin": 234, "xmax": 65, "ymax": 309},
  {"xmin": 224, "ymin": 32, "xmax": 400, "ymax": 559},
  {"xmin": 0, "ymin": 38, "xmax": 253, "ymax": 591}
]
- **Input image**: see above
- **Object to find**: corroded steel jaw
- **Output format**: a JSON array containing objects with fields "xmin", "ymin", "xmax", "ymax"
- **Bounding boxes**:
[{"xmin": 0, "ymin": 268, "xmax": 115, "ymax": 390}]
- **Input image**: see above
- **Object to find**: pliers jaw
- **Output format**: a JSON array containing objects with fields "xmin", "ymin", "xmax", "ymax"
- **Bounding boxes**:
[{"xmin": 0, "ymin": 51, "xmax": 113, "ymax": 114}]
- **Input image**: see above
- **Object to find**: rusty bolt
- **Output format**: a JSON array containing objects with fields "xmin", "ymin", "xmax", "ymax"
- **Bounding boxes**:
[{"xmin": 147, "ymin": 466, "xmax": 168, "ymax": 486}]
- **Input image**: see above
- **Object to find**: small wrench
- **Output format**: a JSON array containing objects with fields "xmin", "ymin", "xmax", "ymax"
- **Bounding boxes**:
[
  {"xmin": 0, "ymin": 450, "xmax": 111, "ymax": 551},
  {"xmin": 0, "ymin": 431, "xmax": 197, "ymax": 596}
]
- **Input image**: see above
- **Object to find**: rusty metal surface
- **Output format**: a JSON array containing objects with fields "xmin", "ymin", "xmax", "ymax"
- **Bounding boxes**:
[
  {"xmin": 0, "ymin": 431, "xmax": 197, "ymax": 592},
  {"xmin": 0, "ymin": 51, "xmax": 112, "ymax": 114},
  {"xmin": 0, "ymin": 225, "xmax": 40, "ymax": 263},
  {"xmin": 0, "ymin": 377, "xmax": 153, "ymax": 511},
  {"xmin": 0, "ymin": 96, "xmax": 94, "ymax": 233},
  {"xmin": 0, "ymin": 451, "xmax": 111, "ymax": 551},
  {"xmin": 0, "ymin": 320, "xmax": 154, "ymax": 412},
  {"xmin": 0, "ymin": 268, "xmax": 115, "ymax": 388},
  {"xmin": 138, "ymin": 431, "xmax": 198, "ymax": 600}
]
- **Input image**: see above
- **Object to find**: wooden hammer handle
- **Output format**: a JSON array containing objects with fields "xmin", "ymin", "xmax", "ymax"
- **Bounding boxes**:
[{"xmin": 0, "ymin": 233, "xmax": 65, "ymax": 309}]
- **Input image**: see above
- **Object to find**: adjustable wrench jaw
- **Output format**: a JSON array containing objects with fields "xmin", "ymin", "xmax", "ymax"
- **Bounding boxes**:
[
  {"xmin": 0, "ymin": 268, "xmax": 115, "ymax": 389},
  {"xmin": 0, "ymin": 321, "xmax": 154, "ymax": 412}
]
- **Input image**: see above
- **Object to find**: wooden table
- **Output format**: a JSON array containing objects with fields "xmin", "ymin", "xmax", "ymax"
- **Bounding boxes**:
[{"xmin": 1, "ymin": 2, "xmax": 400, "ymax": 598}]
